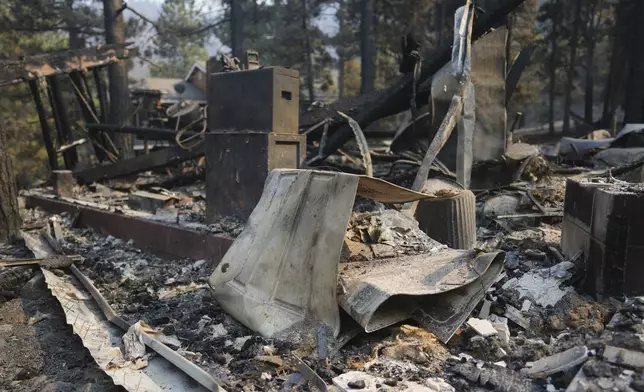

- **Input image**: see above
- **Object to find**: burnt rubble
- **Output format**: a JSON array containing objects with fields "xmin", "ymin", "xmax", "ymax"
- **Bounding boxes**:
[
  {"xmin": 3, "ymin": 163, "xmax": 644, "ymax": 392},
  {"xmin": 4, "ymin": 2, "xmax": 644, "ymax": 391}
]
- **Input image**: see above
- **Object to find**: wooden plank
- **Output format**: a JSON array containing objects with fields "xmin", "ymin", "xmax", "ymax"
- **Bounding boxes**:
[
  {"xmin": 80, "ymin": 72, "xmax": 99, "ymax": 117},
  {"xmin": 74, "ymin": 145, "xmax": 204, "ymax": 184},
  {"xmin": 69, "ymin": 71, "xmax": 99, "ymax": 124},
  {"xmin": 28, "ymin": 79, "xmax": 58, "ymax": 171}
]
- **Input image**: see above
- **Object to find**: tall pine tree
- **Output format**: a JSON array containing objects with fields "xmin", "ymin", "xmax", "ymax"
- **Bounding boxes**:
[{"xmin": 151, "ymin": 0, "xmax": 210, "ymax": 78}]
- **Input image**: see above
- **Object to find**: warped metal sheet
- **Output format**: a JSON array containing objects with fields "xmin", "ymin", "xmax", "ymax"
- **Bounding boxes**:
[
  {"xmin": 209, "ymin": 170, "xmax": 360, "ymax": 339},
  {"xmin": 22, "ymin": 231, "xmax": 222, "ymax": 392},
  {"xmin": 412, "ymin": 252, "xmax": 504, "ymax": 343},
  {"xmin": 41, "ymin": 269, "xmax": 210, "ymax": 392},
  {"xmin": 355, "ymin": 175, "xmax": 445, "ymax": 203},
  {"xmin": 338, "ymin": 249, "xmax": 505, "ymax": 341},
  {"xmin": 208, "ymin": 169, "xmax": 471, "ymax": 341}
]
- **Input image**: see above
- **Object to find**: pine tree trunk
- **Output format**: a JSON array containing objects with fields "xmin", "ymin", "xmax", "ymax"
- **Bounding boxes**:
[
  {"xmin": 103, "ymin": 0, "xmax": 134, "ymax": 159},
  {"xmin": 505, "ymin": 16, "xmax": 513, "ymax": 70},
  {"xmin": 624, "ymin": 1, "xmax": 644, "ymax": 123},
  {"xmin": 301, "ymin": 0, "xmax": 315, "ymax": 102},
  {"xmin": 0, "ymin": 123, "xmax": 21, "ymax": 243},
  {"xmin": 230, "ymin": 0, "xmax": 244, "ymax": 59},
  {"xmin": 337, "ymin": 0, "xmax": 345, "ymax": 98},
  {"xmin": 563, "ymin": 0, "xmax": 583, "ymax": 135},
  {"xmin": 601, "ymin": 0, "xmax": 629, "ymax": 128},
  {"xmin": 548, "ymin": 2, "xmax": 560, "ymax": 135},
  {"xmin": 438, "ymin": 1, "xmax": 446, "ymax": 47},
  {"xmin": 584, "ymin": 0, "xmax": 597, "ymax": 123},
  {"xmin": 66, "ymin": 0, "xmax": 83, "ymax": 49},
  {"xmin": 360, "ymin": 0, "xmax": 375, "ymax": 94},
  {"xmin": 584, "ymin": 43, "xmax": 595, "ymax": 123}
]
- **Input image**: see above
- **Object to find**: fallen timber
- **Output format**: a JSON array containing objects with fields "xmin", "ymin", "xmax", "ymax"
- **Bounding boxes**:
[
  {"xmin": 86, "ymin": 123, "xmax": 200, "ymax": 141},
  {"xmin": 74, "ymin": 144, "xmax": 205, "ymax": 184},
  {"xmin": 302, "ymin": 0, "xmax": 527, "ymax": 163},
  {"xmin": 24, "ymin": 194, "xmax": 233, "ymax": 264}
]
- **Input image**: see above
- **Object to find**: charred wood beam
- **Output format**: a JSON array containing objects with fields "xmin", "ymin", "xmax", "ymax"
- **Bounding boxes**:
[
  {"xmin": 69, "ymin": 71, "xmax": 99, "ymax": 124},
  {"xmin": 304, "ymin": 0, "xmax": 527, "ymax": 164},
  {"xmin": 74, "ymin": 145, "xmax": 204, "ymax": 184},
  {"xmin": 505, "ymin": 45, "xmax": 534, "ymax": 105},
  {"xmin": 0, "ymin": 43, "xmax": 136, "ymax": 87},
  {"xmin": 80, "ymin": 73, "xmax": 99, "ymax": 117},
  {"xmin": 28, "ymin": 79, "xmax": 58, "ymax": 171},
  {"xmin": 86, "ymin": 123, "xmax": 198, "ymax": 141},
  {"xmin": 46, "ymin": 74, "xmax": 78, "ymax": 169},
  {"xmin": 92, "ymin": 68, "xmax": 109, "ymax": 123},
  {"xmin": 80, "ymin": 71, "xmax": 112, "ymax": 159},
  {"xmin": 69, "ymin": 71, "xmax": 107, "ymax": 162}
]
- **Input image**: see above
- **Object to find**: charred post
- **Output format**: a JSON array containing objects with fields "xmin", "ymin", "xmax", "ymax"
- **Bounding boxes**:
[
  {"xmin": 92, "ymin": 68, "xmax": 109, "ymax": 124},
  {"xmin": 46, "ymin": 74, "xmax": 78, "ymax": 169},
  {"xmin": 28, "ymin": 78, "xmax": 58, "ymax": 171}
]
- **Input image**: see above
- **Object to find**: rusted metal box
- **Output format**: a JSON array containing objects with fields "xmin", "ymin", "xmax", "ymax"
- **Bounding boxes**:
[
  {"xmin": 561, "ymin": 178, "xmax": 644, "ymax": 297},
  {"xmin": 205, "ymin": 132, "xmax": 306, "ymax": 221},
  {"xmin": 208, "ymin": 67, "xmax": 300, "ymax": 134}
]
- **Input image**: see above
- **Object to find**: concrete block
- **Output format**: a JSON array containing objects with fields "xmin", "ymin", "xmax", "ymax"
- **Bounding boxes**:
[
  {"xmin": 208, "ymin": 67, "xmax": 300, "ymax": 134},
  {"xmin": 561, "ymin": 178, "xmax": 644, "ymax": 296},
  {"xmin": 205, "ymin": 133, "xmax": 306, "ymax": 221}
]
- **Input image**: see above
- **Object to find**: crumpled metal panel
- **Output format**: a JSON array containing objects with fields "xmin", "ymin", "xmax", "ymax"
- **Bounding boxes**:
[
  {"xmin": 208, "ymin": 169, "xmax": 359, "ymax": 339},
  {"xmin": 338, "ymin": 249, "xmax": 505, "ymax": 342},
  {"xmin": 208, "ymin": 169, "xmax": 472, "ymax": 340},
  {"xmin": 412, "ymin": 252, "xmax": 504, "ymax": 343}
]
